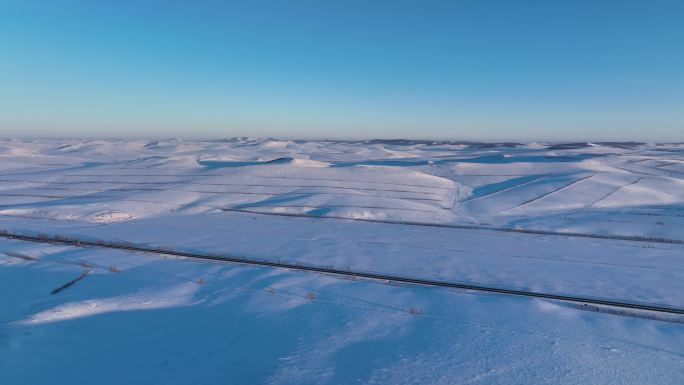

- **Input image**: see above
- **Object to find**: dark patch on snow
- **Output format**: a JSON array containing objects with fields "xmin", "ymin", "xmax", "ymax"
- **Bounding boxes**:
[
  {"xmin": 546, "ymin": 142, "xmax": 592, "ymax": 150},
  {"xmin": 51, "ymin": 271, "xmax": 90, "ymax": 294},
  {"xmin": 199, "ymin": 157, "xmax": 293, "ymax": 169}
]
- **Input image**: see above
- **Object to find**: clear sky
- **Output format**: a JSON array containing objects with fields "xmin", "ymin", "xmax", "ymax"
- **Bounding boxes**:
[{"xmin": 1, "ymin": 0, "xmax": 683, "ymax": 141}]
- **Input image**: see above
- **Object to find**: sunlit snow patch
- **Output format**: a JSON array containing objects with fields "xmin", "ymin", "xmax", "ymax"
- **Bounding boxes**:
[
  {"xmin": 21, "ymin": 283, "xmax": 201, "ymax": 324},
  {"xmin": 91, "ymin": 211, "xmax": 134, "ymax": 223}
]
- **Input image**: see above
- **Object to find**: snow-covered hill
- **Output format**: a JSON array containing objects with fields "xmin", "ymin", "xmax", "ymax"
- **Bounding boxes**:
[{"xmin": 1, "ymin": 139, "xmax": 683, "ymax": 384}]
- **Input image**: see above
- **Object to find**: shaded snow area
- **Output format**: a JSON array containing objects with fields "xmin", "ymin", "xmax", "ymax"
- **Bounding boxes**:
[{"xmin": 1, "ymin": 138, "xmax": 684, "ymax": 384}]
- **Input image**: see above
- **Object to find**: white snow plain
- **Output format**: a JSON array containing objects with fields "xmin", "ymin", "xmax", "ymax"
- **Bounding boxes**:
[{"xmin": 1, "ymin": 138, "xmax": 684, "ymax": 384}]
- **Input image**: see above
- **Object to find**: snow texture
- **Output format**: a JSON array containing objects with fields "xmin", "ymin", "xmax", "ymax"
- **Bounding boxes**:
[{"xmin": 1, "ymin": 138, "xmax": 683, "ymax": 384}]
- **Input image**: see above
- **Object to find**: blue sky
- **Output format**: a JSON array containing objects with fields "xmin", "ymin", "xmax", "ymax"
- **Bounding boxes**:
[{"xmin": 1, "ymin": 0, "xmax": 683, "ymax": 141}]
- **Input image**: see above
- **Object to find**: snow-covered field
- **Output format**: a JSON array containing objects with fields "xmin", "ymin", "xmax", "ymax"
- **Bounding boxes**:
[{"xmin": 1, "ymin": 138, "xmax": 684, "ymax": 384}]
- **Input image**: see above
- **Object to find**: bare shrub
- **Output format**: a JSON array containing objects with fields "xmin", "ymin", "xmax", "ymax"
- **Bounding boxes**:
[{"xmin": 406, "ymin": 307, "xmax": 423, "ymax": 316}]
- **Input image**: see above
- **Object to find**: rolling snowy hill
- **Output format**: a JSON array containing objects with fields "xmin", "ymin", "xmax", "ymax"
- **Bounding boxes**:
[{"xmin": 1, "ymin": 139, "xmax": 683, "ymax": 384}]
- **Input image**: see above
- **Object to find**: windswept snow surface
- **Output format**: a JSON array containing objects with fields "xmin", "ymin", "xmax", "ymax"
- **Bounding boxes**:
[{"xmin": 1, "ymin": 138, "xmax": 684, "ymax": 384}]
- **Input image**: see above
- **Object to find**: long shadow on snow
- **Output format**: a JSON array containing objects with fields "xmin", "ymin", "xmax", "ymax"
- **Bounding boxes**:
[
  {"xmin": 232, "ymin": 193, "xmax": 317, "ymax": 209},
  {"xmin": 330, "ymin": 154, "xmax": 603, "ymax": 168},
  {"xmin": 199, "ymin": 157, "xmax": 293, "ymax": 170}
]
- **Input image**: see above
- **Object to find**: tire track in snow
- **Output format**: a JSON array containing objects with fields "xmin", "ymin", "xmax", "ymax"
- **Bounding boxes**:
[
  {"xmin": 215, "ymin": 208, "xmax": 684, "ymax": 245},
  {"xmin": 497, "ymin": 174, "xmax": 596, "ymax": 214},
  {"xmin": 611, "ymin": 165, "xmax": 676, "ymax": 178},
  {"xmin": 0, "ymin": 179, "xmax": 443, "ymax": 196},
  {"xmin": 588, "ymin": 177, "xmax": 645, "ymax": 207},
  {"xmin": 457, "ymin": 174, "xmax": 552, "ymax": 203}
]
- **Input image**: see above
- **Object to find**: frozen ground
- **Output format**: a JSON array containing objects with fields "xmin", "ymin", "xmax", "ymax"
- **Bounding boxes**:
[{"xmin": 1, "ymin": 138, "xmax": 684, "ymax": 384}]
